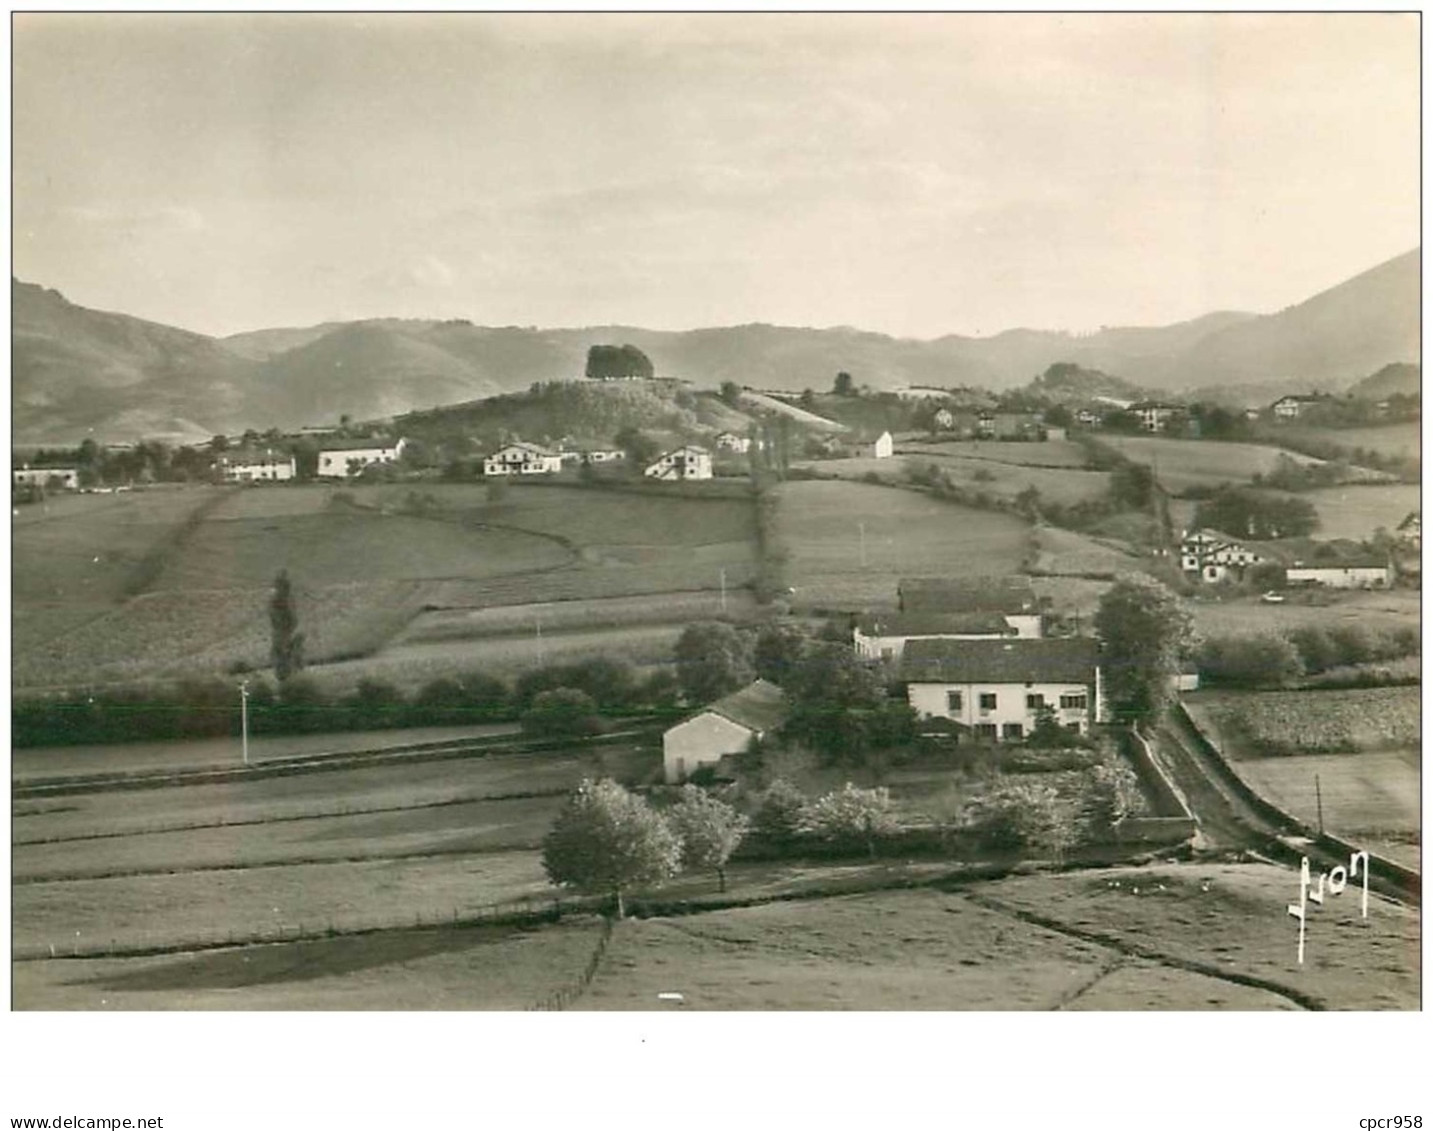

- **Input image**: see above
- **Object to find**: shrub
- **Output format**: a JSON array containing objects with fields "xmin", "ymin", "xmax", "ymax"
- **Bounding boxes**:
[
  {"xmin": 797, "ymin": 783, "xmax": 898, "ymax": 858},
  {"xmin": 962, "ymin": 778, "xmax": 1076, "ymax": 858},
  {"xmin": 750, "ymin": 778, "xmax": 808, "ymax": 848},
  {"xmin": 1195, "ymin": 634, "xmax": 1302, "ymax": 688},
  {"xmin": 521, "ymin": 687, "xmax": 602, "ymax": 737}
]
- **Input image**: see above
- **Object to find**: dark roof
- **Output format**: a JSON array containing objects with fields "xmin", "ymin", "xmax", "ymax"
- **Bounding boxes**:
[
  {"xmin": 897, "ymin": 575, "xmax": 1040, "ymax": 615},
  {"xmin": 900, "ymin": 637, "xmax": 1098, "ymax": 685},
  {"xmin": 1397, "ymin": 511, "xmax": 1420, "ymax": 530},
  {"xmin": 855, "ymin": 611, "xmax": 1016, "ymax": 637},
  {"xmin": 703, "ymin": 679, "xmax": 789, "ymax": 734},
  {"xmin": 221, "ymin": 447, "xmax": 290, "ymax": 464}
]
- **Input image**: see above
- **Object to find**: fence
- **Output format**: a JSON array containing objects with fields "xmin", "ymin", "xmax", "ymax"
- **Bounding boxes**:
[
  {"xmin": 1115, "ymin": 728, "xmax": 1197, "ymax": 845},
  {"xmin": 528, "ymin": 915, "xmax": 615, "ymax": 1011}
]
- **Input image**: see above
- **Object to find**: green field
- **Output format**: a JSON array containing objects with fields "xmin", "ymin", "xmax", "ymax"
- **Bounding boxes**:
[
  {"xmin": 900, "ymin": 439, "xmax": 1094, "ymax": 468},
  {"xmin": 1097, "ymin": 435, "xmax": 1325, "ymax": 494},
  {"xmin": 1183, "ymin": 587, "xmax": 1421, "ymax": 641},
  {"xmin": 1030, "ymin": 525, "xmax": 1144, "ymax": 577},
  {"xmin": 12, "ymin": 481, "xmax": 760, "ymax": 692},
  {"xmin": 1288, "ymin": 422, "xmax": 1421, "ymax": 461},
  {"xmin": 1300, "ymin": 484, "xmax": 1422, "ymax": 541},
  {"xmin": 1187, "ymin": 687, "xmax": 1420, "ymax": 756},
  {"xmin": 772, "ymin": 479, "xmax": 1031, "ymax": 609},
  {"xmin": 901, "ymin": 454, "xmax": 1111, "ymax": 507}
]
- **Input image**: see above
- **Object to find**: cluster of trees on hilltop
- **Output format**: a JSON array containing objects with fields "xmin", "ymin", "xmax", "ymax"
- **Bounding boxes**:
[{"xmin": 585, "ymin": 344, "xmax": 655, "ymax": 381}]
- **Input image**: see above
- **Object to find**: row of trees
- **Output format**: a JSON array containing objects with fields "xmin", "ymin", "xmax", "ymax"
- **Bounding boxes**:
[{"xmin": 1195, "ymin": 623, "xmax": 1420, "ymax": 688}]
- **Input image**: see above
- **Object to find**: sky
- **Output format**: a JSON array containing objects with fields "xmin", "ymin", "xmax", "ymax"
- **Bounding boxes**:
[{"xmin": 10, "ymin": 12, "xmax": 1421, "ymax": 340}]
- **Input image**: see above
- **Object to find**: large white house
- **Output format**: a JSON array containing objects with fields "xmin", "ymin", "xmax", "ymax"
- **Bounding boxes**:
[
  {"xmin": 645, "ymin": 445, "xmax": 713, "ymax": 481},
  {"xmin": 1130, "ymin": 401, "xmax": 1181, "ymax": 433},
  {"xmin": 483, "ymin": 441, "xmax": 563, "ymax": 476},
  {"xmin": 220, "ymin": 449, "xmax": 295, "ymax": 483},
  {"xmin": 901, "ymin": 637, "xmax": 1104, "ymax": 741},
  {"xmin": 663, "ymin": 679, "xmax": 789, "ymax": 783},
  {"xmin": 870, "ymin": 430, "xmax": 894, "ymax": 459},
  {"xmin": 714, "ymin": 431, "xmax": 754, "ymax": 454},
  {"xmin": 317, "ymin": 438, "xmax": 407, "ymax": 478},
  {"xmin": 1179, "ymin": 529, "xmax": 1266, "ymax": 583},
  {"xmin": 896, "ymin": 575, "xmax": 1043, "ymax": 635},
  {"xmin": 12, "ymin": 465, "xmax": 79, "ymax": 490}
]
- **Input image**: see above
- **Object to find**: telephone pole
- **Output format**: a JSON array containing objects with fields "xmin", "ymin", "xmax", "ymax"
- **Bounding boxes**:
[{"xmin": 239, "ymin": 679, "xmax": 250, "ymax": 767}]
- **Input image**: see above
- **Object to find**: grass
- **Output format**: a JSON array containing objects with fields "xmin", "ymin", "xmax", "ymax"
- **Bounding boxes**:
[
  {"xmin": 772, "ymin": 479, "xmax": 1030, "ymax": 609},
  {"xmin": 1286, "ymin": 422, "xmax": 1421, "ymax": 462},
  {"xmin": 1183, "ymin": 587, "xmax": 1421, "ymax": 640},
  {"xmin": 900, "ymin": 454, "xmax": 1111, "ymax": 507},
  {"xmin": 1096, "ymin": 435, "xmax": 1325, "ymax": 494},
  {"xmin": 1030, "ymin": 525, "xmax": 1143, "ymax": 576},
  {"xmin": 1300, "ymin": 484, "xmax": 1422, "ymax": 541},
  {"xmin": 901, "ymin": 439, "xmax": 1095, "ymax": 469}
]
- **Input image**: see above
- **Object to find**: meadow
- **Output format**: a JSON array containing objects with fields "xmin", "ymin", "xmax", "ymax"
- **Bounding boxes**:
[
  {"xmin": 1186, "ymin": 687, "xmax": 1420, "ymax": 756},
  {"xmin": 1287, "ymin": 422, "xmax": 1421, "ymax": 461},
  {"xmin": 900, "ymin": 438, "xmax": 1095, "ymax": 468},
  {"xmin": 900, "ymin": 453, "xmax": 1111, "ymax": 507},
  {"xmin": 1300, "ymin": 484, "xmax": 1422, "ymax": 541},
  {"xmin": 1096, "ymin": 435, "xmax": 1325, "ymax": 494},
  {"xmin": 1182, "ymin": 587, "xmax": 1421, "ymax": 640},
  {"xmin": 771, "ymin": 479, "xmax": 1031, "ymax": 609},
  {"xmin": 11, "ymin": 480, "xmax": 761, "ymax": 694}
]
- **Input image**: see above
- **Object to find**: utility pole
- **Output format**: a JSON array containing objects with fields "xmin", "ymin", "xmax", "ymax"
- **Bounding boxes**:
[
  {"xmin": 535, "ymin": 617, "xmax": 544, "ymax": 666},
  {"xmin": 859, "ymin": 521, "xmax": 867, "ymax": 568},
  {"xmin": 719, "ymin": 568, "xmax": 727, "ymax": 614},
  {"xmin": 1315, "ymin": 773, "xmax": 1324, "ymax": 835},
  {"xmin": 239, "ymin": 679, "xmax": 250, "ymax": 767}
]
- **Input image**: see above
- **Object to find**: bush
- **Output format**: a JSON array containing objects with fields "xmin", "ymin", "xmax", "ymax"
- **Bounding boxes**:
[
  {"xmin": 797, "ymin": 783, "xmax": 898, "ymax": 858},
  {"xmin": 1195, "ymin": 634, "xmax": 1303, "ymax": 688},
  {"xmin": 521, "ymin": 687, "xmax": 602, "ymax": 737},
  {"xmin": 962, "ymin": 778, "xmax": 1076, "ymax": 858},
  {"xmin": 750, "ymin": 778, "xmax": 808, "ymax": 849}
]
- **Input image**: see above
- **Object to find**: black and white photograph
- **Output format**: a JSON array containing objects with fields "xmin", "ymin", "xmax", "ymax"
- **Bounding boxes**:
[{"xmin": 8, "ymin": 6, "xmax": 1422, "ymax": 1043}]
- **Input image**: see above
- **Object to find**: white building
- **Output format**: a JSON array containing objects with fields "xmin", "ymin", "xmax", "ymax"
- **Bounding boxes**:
[
  {"xmin": 1397, "ymin": 511, "xmax": 1420, "ymax": 551},
  {"xmin": 1130, "ymin": 401, "xmax": 1181, "ymax": 433},
  {"xmin": 871, "ymin": 431, "xmax": 894, "ymax": 459},
  {"xmin": 583, "ymin": 448, "xmax": 626, "ymax": 464},
  {"xmin": 1179, "ymin": 529, "xmax": 1266, "ymax": 583},
  {"xmin": 714, "ymin": 432, "xmax": 753, "ymax": 454},
  {"xmin": 1285, "ymin": 562, "xmax": 1391, "ymax": 589},
  {"xmin": 901, "ymin": 637, "xmax": 1104, "ymax": 741},
  {"xmin": 317, "ymin": 438, "xmax": 407, "ymax": 477},
  {"xmin": 12, "ymin": 466, "xmax": 79, "ymax": 490},
  {"xmin": 219, "ymin": 449, "xmax": 295, "ymax": 483},
  {"xmin": 663, "ymin": 679, "xmax": 789, "ymax": 783},
  {"xmin": 484, "ymin": 441, "xmax": 563, "ymax": 476},
  {"xmin": 645, "ymin": 445, "xmax": 713, "ymax": 481},
  {"xmin": 1271, "ymin": 394, "xmax": 1326, "ymax": 420},
  {"xmin": 853, "ymin": 610, "xmax": 1032, "ymax": 663}
]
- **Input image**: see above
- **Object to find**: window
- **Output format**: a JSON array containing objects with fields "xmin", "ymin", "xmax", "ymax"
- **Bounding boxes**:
[
  {"xmin": 946, "ymin": 691, "xmax": 963, "ymax": 713},
  {"xmin": 1002, "ymin": 723, "xmax": 1024, "ymax": 740},
  {"xmin": 1066, "ymin": 722, "xmax": 1082, "ymax": 734},
  {"xmin": 1025, "ymin": 693, "xmax": 1044, "ymax": 710},
  {"xmin": 881, "ymin": 648, "xmax": 895, "ymax": 663},
  {"xmin": 979, "ymin": 692, "xmax": 997, "ymax": 711},
  {"xmin": 1059, "ymin": 694, "xmax": 1087, "ymax": 711},
  {"xmin": 975, "ymin": 723, "xmax": 997, "ymax": 740}
]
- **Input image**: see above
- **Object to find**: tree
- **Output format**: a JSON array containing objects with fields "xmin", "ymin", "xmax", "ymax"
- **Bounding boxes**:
[
  {"xmin": 1195, "ymin": 634, "xmax": 1301, "ymax": 688},
  {"xmin": 521, "ymin": 687, "xmax": 602, "ymax": 737},
  {"xmin": 269, "ymin": 570, "xmax": 305, "ymax": 683},
  {"xmin": 666, "ymin": 785, "xmax": 750, "ymax": 892},
  {"xmin": 963, "ymin": 778, "xmax": 1076, "ymax": 859},
  {"xmin": 585, "ymin": 343, "xmax": 654, "ymax": 381},
  {"xmin": 1194, "ymin": 486, "xmax": 1317, "ymax": 539},
  {"xmin": 798, "ymin": 782, "xmax": 897, "ymax": 858},
  {"xmin": 719, "ymin": 381, "xmax": 742, "ymax": 407},
  {"xmin": 541, "ymin": 779, "xmax": 681, "ymax": 918},
  {"xmin": 753, "ymin": 623, "xmax": 808, "ymax": 687},
  {"xmin": 833, "ymin": 371, "xmax": 855, "ymax": 397},
  {"xmin": 613, "ymin": 425, "xmax": 659, "ymax": 470},
  {"xmin": 751, "ymin": 778, "xmax": 807, "ymax": 849},
  {"xmin": 1108, "ymin": 462, "xmax": 1155, "ymax": 511},
  {"xmin": 674, "ymin": 621, "xmax": 755, "ymax": 704},
  {"xmin": 1079, "ymin": 754, "xmax": 1142, "ymax": 839},
  {"xmin": 1093, "ymin": 574, "xmax": 1193, "ymax": 722}
]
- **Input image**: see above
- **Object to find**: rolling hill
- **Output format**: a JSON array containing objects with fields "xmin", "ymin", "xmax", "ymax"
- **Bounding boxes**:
[{"xmin": 12, "ymin": 247, "xmax": 1419, "ymax": 443}]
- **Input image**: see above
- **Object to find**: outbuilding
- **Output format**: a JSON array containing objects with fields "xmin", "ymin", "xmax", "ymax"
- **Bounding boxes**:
[{"xmin": 662, "ymin": 679, "xmax": 789, "ymax": 783}]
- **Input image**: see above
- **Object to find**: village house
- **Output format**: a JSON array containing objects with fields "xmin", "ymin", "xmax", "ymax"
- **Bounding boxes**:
[
  {"xmin": 987, "ymin": 412, "xmax": 1043, "ymax": 440},
  {"xmin": 848, "ymin": 430, "xmax": 895, "ymax": 459},
  {"xmin": 219, "ymin": 448, "xmax": 295, "ymax": 483},
  {"xmin": 1179, "ymin": 529, "xmax": 1267, "ymax": 583},
  {"xmin": 483, "ymin": 441, "xmax": 564, "ymax": 476},
  {"xmin": 896, "ymin": 575, "xmax": 1045, "ymax": 636},
  {"xmin": 316, "ymin": 437, "xmax": 407, "ymax": 478},
  {"xmin": 645, "ymin": 445, "xmax": 713, "ymax": 481},
  {"xmin": 713, "ymin": 431, "xmax": 754, "ymax": 454},
  {"xmin": 900, "ymin": 637, "xmax": 1104, "ymax": 741},
  {"xmin": 1074, "ymin": 408, "xmax": 1102, "ymax": 427},
  {"xmin": 1270, "ymin": 394, "xmax": 1329, "ymax": 420},
  {"xmin": 12, "ymin": 465, "xmax": 80, "ymax": 490},
  {"xmin": 853, "ymin": 610, "xmax": 1020, "ymax": 663},
  {"xmin": 932, "ymin": 408, "xmax": 955, "ymax": 430},
  {"xmin": 1396, "ymin": 511, "xmax": 1420, "ymax": 551},
  {"xmin": 582, "ymin": 447, "xmax": 626, "ymax": 464},
  {"xmin": 663, "ymin": 679, "xmax": 789, "ymax": 783},
  {"xmin": 1130, "ymin": 400, "xmax": 1181, "ymax": 433}
]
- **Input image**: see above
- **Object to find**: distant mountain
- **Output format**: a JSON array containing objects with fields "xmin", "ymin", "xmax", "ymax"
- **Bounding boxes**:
[
  {"xmin": 1156, "ymin": 250, "xmax": 1421, "ymax": 391},
  {"xmin": 1347, "ymin": 362, "xmax": 1421, "ymax": 401},
  {"xmin": 12, "ymin": 248, "xmax": 1418, "ymax": 443}
]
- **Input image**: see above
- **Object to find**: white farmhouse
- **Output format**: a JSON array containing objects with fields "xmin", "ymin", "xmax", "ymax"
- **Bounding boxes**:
[
  {"xmin": 317, "ymin": 437, "xmax": 407, "ymax": 478},
  {"xmin": 645, "ymin": 445, "xmax": 713, "ymax": 481},
  {"xmin": 853, "ymin": 610, "xmax": 1030, "ymax": 664},
  {"xmin": 12, "ymin": 465, "xmax": 79, "ymax": 490},
  {"xmin": 871, "ymin": 430, "xmax": 894, "ymax": 459},
  {"xmin": 901, "ymin": 637, "xmax": 1104, "ymax": 742},
  {"xmin": 1130, "ymin": 401, "xmax": 1181, "ymax": 433},
  {"xmin": 1179, "ymin": 529, "xmax": 1266, "ymax": 583},
  {"xmin": 483, "ymin": 441, "xmax": 563, "ymax": 476},
  {"xmin": 1285, "ymin": 560, "xmax": 1392, "ymax": 589},
  {"xmin": 714, "ymin": 431, "xmax": 753, "ymax": 454},
  {"xmin": 663, "ymin": 679, "xmax": 789, "ymax": 783},
  {"xmin": 896, "ymin": 575, "xmax": 1043, "ymax": 637},
  {"xmin": 219, "ymin": 448, "xmax": 295, "ymax": 483}
]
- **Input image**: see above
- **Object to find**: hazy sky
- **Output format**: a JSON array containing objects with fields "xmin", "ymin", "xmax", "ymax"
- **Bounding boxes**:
[{"xmin": 11, "ymin": 13, "xmax": 1420, "ymax": 339}]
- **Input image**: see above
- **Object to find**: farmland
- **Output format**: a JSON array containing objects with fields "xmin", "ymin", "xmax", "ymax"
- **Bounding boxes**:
[
  {"xmin": 1182, "ymin": 587, "xmax": 1422, "ymax": 640},
  {"xmin": 1300, "ymin": 484, "xmax": 1422, "ymax": 541},
  {"xmin": 11, "ymin": 481, "xmax": 760, "ymax": 694},
  {"xmin": 899, "ymin": 453, "xmax": 1111, "ymax": 507},
  {"xmin": 1287, "ymin": 422, "xmax": 1421, "ymax": 462},
  {"xmin": 1187, "ymin": 687, "xmax": 1420, "ymax": 756},
  {"xmin": 899, "ymin": 438, "xmax": 1094, "ymax": 468},
  {"xmin": 1095, "ymin": 435, "xmax": 1325, "ymax": 494},
  {"xmin": 771, "ymin": 479, "xmax": 1030, "ymax": 609}
]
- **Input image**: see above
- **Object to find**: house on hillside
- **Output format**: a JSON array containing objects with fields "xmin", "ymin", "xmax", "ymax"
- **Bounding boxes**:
[
  {"xmin": 483, "ymin": 441, "xmax": 563, "ymax": 476},
  {"xmin": 1130, "ymin": 401, "xmax": 1181, "ymax": 433},
  {"xmin": 663, "ymin": 679, "xmax": 789, "ymax": 783},
  {"xmin": 1074, "ymin": 408, "xmax": 1102, "ymax": 427},
  {"xmin": 582, "ymin": 447, "xmax": 626, "ymax": 464},
  {"xmin": 1271, "ymin": 394, "xmax": 1328, "ymax": 420},
  {"xmin": 896, "ymin": 575, "xmax": 1044, "ymax": 636},
  {"xmin": 900, "ymin": 637, "xmax": 1104, "ymax": 741},
  {"xmin": 645, "ymin": 445, "xmax": 713, "ymax": 481},
  {"xmin": 933, "ymin": 408, "xmax": 955, "ymax": 430},
  {"xmin": 1179, "ymin": 529, "xmax": 1267, "ymax": 583},
  {"xmin": 219, "ymin": 448, "xmax": 295, "ymax": 483},
  {"xmin": 1396, "ymin": 511, "xmax": 1420, "ymax": 551},
  {"xmin": 852, "ymin": 430, "xmax": 895, "ymax": 459},
  {"xmin": 853, "ymin": 610, "xmax": 1020, "ymax": 663},
  {"xmin": 12, "ymin": 465, "xmax": 79, "ymax": 490},
  {"xmin": 317, "ymin": 437, "xmax": 407, "ymax": 477},
  {"xmin": 714, "ymin": 431, "xmax": 753, "ymax": 454}
]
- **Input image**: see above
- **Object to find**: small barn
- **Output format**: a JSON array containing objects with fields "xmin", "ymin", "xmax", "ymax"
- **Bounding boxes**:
[{"xmin": 663, "ymin": 679, "xmax": 789, "ymax": 783}]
